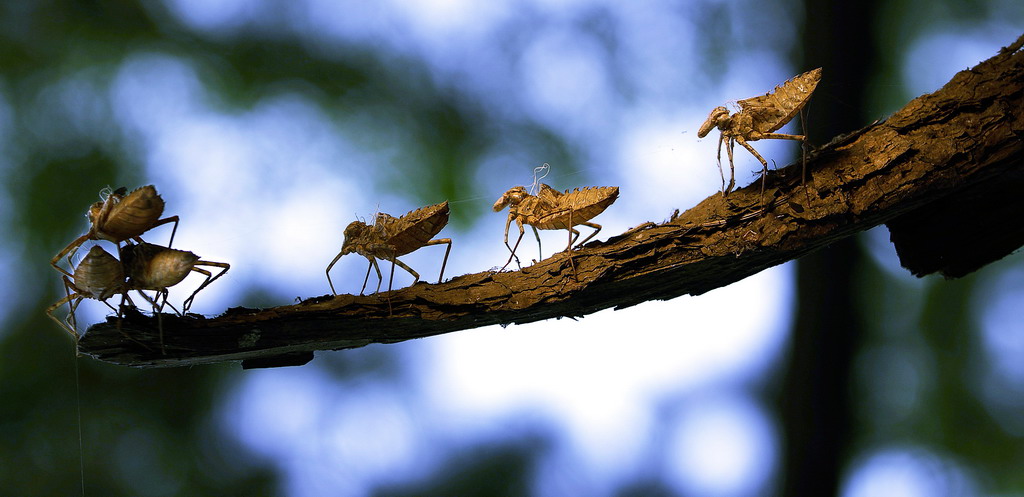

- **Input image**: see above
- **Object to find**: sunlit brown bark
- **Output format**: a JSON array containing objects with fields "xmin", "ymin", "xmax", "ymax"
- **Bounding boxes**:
[{"xmin": 78, "ymin": 34, "xmax": 1024, "ymax": 369}]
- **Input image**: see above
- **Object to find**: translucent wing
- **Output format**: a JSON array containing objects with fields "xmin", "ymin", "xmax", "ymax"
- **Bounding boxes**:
[{"xmin": 737, "ymin": 68, "xmax": 822, "ymax": 134}]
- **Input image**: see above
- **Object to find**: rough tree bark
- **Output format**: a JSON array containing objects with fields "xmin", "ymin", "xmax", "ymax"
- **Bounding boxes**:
[{"xmin": 77, "ymin": 34, "xmax": 1024, "ymax": 369}]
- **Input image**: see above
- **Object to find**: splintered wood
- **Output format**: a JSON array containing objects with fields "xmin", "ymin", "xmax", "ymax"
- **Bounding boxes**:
[
  {"xmin": 698, "ymin": 68, "xmax": 822, "ymax": 195},
  {"xmin": 325, "ymin": 201, "xmax": 452, "ymax": 295}
]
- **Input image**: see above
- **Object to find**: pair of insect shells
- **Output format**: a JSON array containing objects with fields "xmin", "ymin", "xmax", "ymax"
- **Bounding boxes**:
[{"xmin": 327, "ymin": 178, "xmax": 623, "ymax": 291}]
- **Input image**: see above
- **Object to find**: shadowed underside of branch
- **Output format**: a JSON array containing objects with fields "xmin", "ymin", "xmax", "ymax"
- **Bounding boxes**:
[{"xmin": 78, "ymin": 34, "xmax": 1024, "ymax": 368}]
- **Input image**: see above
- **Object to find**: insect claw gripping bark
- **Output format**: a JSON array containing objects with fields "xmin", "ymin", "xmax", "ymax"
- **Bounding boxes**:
[
  {"xmin": 698, "ymin": 68, "xmax": 822, "ymax": 200},
  {"xmin": 493, "ymin": 183, "xmax": 619, "ymax": 275},
  {"xmin": 326, "ymin": 201, "xmax": 452, "ymax": 296}
]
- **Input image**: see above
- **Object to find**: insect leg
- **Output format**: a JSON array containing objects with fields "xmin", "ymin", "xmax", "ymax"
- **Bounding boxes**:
[
  {"xmin": 500, "ymin": 218, "xmax": 526, "ymax": 271},
  {"xmin": 182, "ymin": 261, "xmax": 230, "ymax": 313},
  {"xmin": 51, "ymin": 233, "xmax": 90, "ymax": 278},
  {"xmin": 359, "ymin": 260, "xmax": 374, "ymax": 295},
  {"xmin": 46, "ymin": 285, "xmax": 80, "ymax": 339},
  {"xmin": 388, "ymin": 258, "xmax": 396, "ymax": 294},
  {"xmin": 157, "ymin": 289, "xmax": 169, "ymax": 354},
  {"xmin": 575, "ymin": 222, "xmax": 602, "ymax": 248},
  {"xmin": 325, "ymin": 250, "xmax": 345, "ymax": 295},
  {"xmin": 390, "ymin": 258, "xmax": 420, "ymax": 284},
  {"xmin": 181, "ymin": 268, "xmax": 213, "ymax": 312},
  {"xmin": 133, "ymin": 216, "xmax": 182, "ymax": 248},
  {"xmin": 424, "ymin": 238, "xmax": 452, "ymax": 284},
  {"xmin": 162, "ymin": 296, "xmax": 183, "ymax": 316},
  {"xmin": 724, "ymin": 136, "xmax": 737, "ymax": 194},
  {"xmin": 734, "ymin": 136, "xmax": 769, "ymax": 201},
  {"xmin": 734, "ymin": 135, "xmax": 769, "ymax": 170},
  {"xmin": 532, "ymin": 226, "xmax": 542, "ymax": 262},
  {"xmin": 566, "ymin": 209, "xmax": 576, "ymax": 278},
  {"xmin": 369, "ymin": 258, "xmax": 384, "ymax": 294},
  {"xmin": 716, "ymin": 133, "xmax": 728, "ymax": 194},
  {"xmin": 137, "ymin": 287, "xmax": 181, "ymax": 317},
  {"xmin": 502, "ymin": 213, "xmax": 514, "ymax": 253},
  {"xmin": 63, "ymin": 275, "xmax": 80, "ymax": 336},
  {"xmin": 757, "ymin": 132, "xmax": 806, "ymax": 142},
  {"xmin": 115, "ymin": 291, "xmax": 127, "ymax": 336},
  {"xmin": 137, "ymin": 289, "xmax": 171, "ymax": 354},
  {"xmin": 65, "ymin": 296, "xmax": 85, "ymax": 339},
  {"xmin": 151, "ymin": 215, "xmax": 180, "ymax": 248},
  {"xmin": 567, "ymin": 228, "xmax": 581, "ymax": 250},
  {"xmin": 107, "ymin": 291, "xmax": 152, "ymax": 352},
  {"xmin": 759, "ymin": 131, "xmax": 810, "ymax": 193}
]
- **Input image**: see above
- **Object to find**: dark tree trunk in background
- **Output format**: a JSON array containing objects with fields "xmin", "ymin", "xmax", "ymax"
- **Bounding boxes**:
[{"xmin": 779, "ymin": 0, "xmax": 879, "ymax": 495}]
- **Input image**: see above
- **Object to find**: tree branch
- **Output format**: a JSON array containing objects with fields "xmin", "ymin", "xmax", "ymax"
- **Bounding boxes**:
[{"xmin": 78, "ymin": 34, "xmax": 1024, "ymax": 368}]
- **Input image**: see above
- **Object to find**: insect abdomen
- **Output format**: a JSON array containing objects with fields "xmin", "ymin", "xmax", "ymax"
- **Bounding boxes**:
[
  {"xmin": 531, "ymin": 186, "xmax": 619, "ymax": 229},
  {"xmin": 101, "ymin": 185, "xmax": 167, "ymax": 241},
  {"xmin": 383, "ymin": 201, "xmax": 449, "ymax": 256},
  {"xmin": 74, "ymin": 246, "xmax": 124, "ymax": 299}
]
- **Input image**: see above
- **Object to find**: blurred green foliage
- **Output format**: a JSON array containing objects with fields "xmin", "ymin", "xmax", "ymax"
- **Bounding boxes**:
[
  {"xmin": 0, "ymin": 0, "xmax": 525, "ymax": 493},
  {"xmin": 2, "ymin": 0, "xmax": 1023, "ymax": 495}
]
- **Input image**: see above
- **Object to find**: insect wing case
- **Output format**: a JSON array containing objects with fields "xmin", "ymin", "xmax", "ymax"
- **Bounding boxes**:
[
  {"xmin": 379, "ymin": 201, "xmax": 450, "ymax": 257},
  {"xmin": 98, "ymin": 185, "xmax": 167, "ymax": 242},
  {"xmin": 74, "ymin": 246, "xmax": 125, "ymax": 300},
  {"xmin": 536, "ymin": 183, "xmax": 563, "ymax": 201},
  {"xmin": 736, "ymin": 67, "xmax": 822, "ymax": 134},
  {"xmin": 532, "ymin": 186, "xmax": 619, "ymax": 229},
  {"xmin": 123, "ymin": 242, "xmax": 200, "ymax": 289}
]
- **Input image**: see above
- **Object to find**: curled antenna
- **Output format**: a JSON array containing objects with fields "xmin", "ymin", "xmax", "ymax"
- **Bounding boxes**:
[
  {"xmin": 371, "ymin": 203, "xmax": 391, "ymax": 235},
  {"xmin": 529, "ymin": 163, "xmax": 551, "ymax": 195},
  {"xmin": 98, "ymin": 185, "xmax": 115, "ymax": 201}
]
